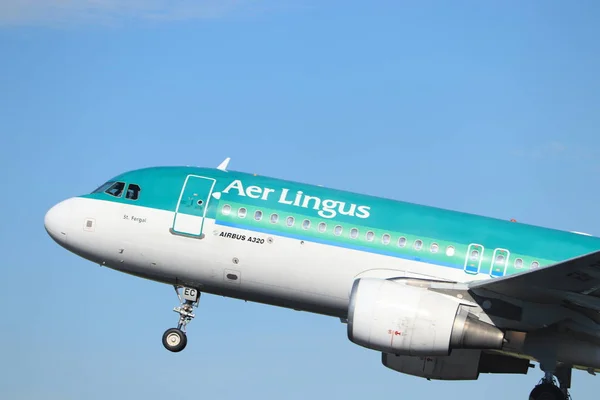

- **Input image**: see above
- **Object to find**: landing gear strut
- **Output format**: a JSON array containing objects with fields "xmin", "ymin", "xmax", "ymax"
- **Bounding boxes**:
[
  {"xmin": 530, "ymin": 364, "xmax": 571, "ymax": 400},
  {"xmin": 162, "ymin": 285, "xmax": 200, "ymax": 353}
]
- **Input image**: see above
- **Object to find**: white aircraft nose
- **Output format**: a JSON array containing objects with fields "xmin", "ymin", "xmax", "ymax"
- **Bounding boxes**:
[{"xmin": 44, "ymin": 199, "xmax": 73, "ymax": 244}]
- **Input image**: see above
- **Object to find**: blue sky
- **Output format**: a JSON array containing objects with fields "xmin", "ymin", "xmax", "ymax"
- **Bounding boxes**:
[{"xmin": 1, "ymin": 1, "xmax": 600, "ymax": 399}]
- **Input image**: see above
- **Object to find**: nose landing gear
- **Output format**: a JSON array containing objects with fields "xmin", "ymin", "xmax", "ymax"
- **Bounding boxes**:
[{"xmin": 161, "ymin": 285, "xmax": 200, "ymax": 353}]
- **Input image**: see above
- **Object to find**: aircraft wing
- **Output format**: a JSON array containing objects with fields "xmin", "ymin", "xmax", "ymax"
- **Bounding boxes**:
[{"xmin": 468, "ymin": 250, "xmax": 600, "ymax": 312}]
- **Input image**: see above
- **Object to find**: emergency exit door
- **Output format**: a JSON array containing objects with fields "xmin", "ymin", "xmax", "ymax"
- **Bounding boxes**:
[
  {"xmin": 464, "ymin": 244, "xmax": 484, "ymax": 275},
  {"xmin": 490, "ymin": 248, "xmax": 510, "ymax": 278}
]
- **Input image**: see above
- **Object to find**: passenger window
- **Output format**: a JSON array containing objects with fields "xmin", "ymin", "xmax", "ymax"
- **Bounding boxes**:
[
  {"xmin": 254, "ymin": 210, "xmax": 263, "ymax": 221},
  {"xmin": 398, "ymin": 237, "xmax": 407, "ymax": 248},
  {"xmin": 302, "ymin": 219, "xmax": 311, "ymax": 229},
  {"xmin": 286, "ymin": 216, "xmax": 295, "ymax": 227},
  {"xmin": 105, "ymin": 182, "xmax": 125, "ymax": 197},
  {"xmin": 446, "ymin": 246, "xmax": 455, "ymax": 256},
  {"xmin": 515, "ymin": 258, "xmax": 523, "ymax": 268},
  {"xmin": 531, "ymin": 261, "xmax": 539, "ymax": 269},
  {"xmin": 414, "ymin": 240, "xmax": 423, "ymax": 250},
  {"xmin": 270, "ymin": 213, "xmax": 279, "ymax": 224},
  {"xmin": 318, "ymin": 222, "xmax": 326, "ymax": 232},
  {"xmin": 366, "ymin": 231, "xmax": 374, "ymax": 241},
  {"xmin": 495, "ymin": 254, "xmax": 505, "ymax": 264},
  {"xmin": 350, "ymin": 228, "xmax": 359, "ymax": 239},
  {"xmin": 238, "ymin": 208, "xmax": 247, "ymax": 218},
  {"xmin": 430, "ymin": 243, "xmax": 439, "ymax": 253},
  {"xmin": 126, "ymin": 184, "xmax": 141, "ymax": 200},
  {"xmin": 470, "ymin": 250, "xmax": 479, "ymax": 260},
  {"xmin": 382, "ymin": 234, "xmax": 391, "ymax": 245},
  {"xmin": 334, "ymin": 225, "xmax": 343, "ymax": 236},
  {"xmin": 222, "ymin": 205, "xmax": 231, "ymax": 215}
]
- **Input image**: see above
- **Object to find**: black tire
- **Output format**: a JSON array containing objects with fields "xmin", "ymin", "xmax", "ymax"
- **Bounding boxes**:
[
  {"xmin": 162, "ymin": 328, "xmax": 187, "ymax": 352},
  {"xmin": 529, "ymin": 383, "xmax": 567, "ymax": 400}
]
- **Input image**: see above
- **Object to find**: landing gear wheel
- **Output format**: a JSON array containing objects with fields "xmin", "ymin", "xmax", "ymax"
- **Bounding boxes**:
[
  {"xmin": 529, "ymin": 383, "xmax": 567, "ymax": 400},
  {"xmin": 161, "ymin": 285, "xmax": 200, "ymax": 353},
  {"xmin": 162, "ymin": 328, "xmax": 187, "ymax": 352}
]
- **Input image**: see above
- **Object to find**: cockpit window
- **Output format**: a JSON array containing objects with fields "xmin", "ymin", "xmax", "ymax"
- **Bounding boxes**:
[
  {"xmin": 92, "ymin": 181, "xmax": 115, "ymax": 194},
  {"xmin": 105, "ymin": 182, "xmax": 125, "ymax": 197},
  {"xmin": 126, "ymin": 184, "xmax": 141, "ymax": 200}
]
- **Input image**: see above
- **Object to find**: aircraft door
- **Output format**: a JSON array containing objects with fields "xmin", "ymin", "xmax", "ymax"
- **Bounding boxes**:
[
  {"xmin": 490, "ymin": 249, "xmax": 510, "ymax": 278},
  {"xmin": 464, "ymin": 244, "xmax": 484, "ymax": 275},
  {"xmin": 171, "ymin": 175, "xmax": 216, "ymax": 238}
]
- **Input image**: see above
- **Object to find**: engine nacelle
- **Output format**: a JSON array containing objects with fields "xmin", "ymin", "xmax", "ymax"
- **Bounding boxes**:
[
  {"xmin": 382, "ymin": 349, "xmax": 531, "ymax": 380},
  {"xmin": 347, "ymin": 278, "xmax": 505, "ymax": 356}
]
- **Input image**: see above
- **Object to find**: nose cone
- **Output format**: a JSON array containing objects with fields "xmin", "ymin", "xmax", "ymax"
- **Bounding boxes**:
[{"xmin": 44, "ymin": 199, "xmax": 73, "ymax": 244}]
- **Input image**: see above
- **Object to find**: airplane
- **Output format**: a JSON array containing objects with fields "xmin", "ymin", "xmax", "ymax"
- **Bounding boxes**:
[{"xmin": 44, "ymin": 157, "xmax": 600, "ymax": 400}]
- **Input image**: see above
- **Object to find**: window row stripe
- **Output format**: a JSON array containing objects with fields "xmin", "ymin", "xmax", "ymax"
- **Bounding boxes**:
[{"xmin": 220, "ymin": 204, "xmax": 539, "ymax": 267}]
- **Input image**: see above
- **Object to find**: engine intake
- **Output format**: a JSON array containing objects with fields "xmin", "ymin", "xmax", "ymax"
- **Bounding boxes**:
[{"xmin": 347, "ymin": 278, "xmax": 505, "ymax": 356}]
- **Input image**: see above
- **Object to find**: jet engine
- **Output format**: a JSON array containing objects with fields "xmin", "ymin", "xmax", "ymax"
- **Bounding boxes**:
[{"xmin": 347, "ymin": 278, "xmax": 505, "ymax": 356}]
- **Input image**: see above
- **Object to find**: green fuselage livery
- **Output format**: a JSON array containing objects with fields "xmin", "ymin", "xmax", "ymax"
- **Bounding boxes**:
[{"xmin": 83, "ymin": 166, "xmax": 600, "ymax": 278}]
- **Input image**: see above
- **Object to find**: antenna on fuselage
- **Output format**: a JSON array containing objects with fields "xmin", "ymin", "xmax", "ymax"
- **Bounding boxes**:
[{"xmin": 217, "ymin": 157, "xmax": 231, "ymax": 171}]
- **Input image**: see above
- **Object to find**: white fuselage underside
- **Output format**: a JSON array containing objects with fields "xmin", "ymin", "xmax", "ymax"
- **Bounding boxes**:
[{"xmin": 63, "ymin": 197, "xmax": 489, "ymax": 317}]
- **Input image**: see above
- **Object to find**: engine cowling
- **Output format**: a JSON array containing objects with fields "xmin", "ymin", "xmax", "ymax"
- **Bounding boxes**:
[
  {"xmin": 347, "ymin": 278, "xmax": 505, "ymax": 356},
  {"xmin": 382, "ymin": 349, "xmax": 531, "ymax": 380}
]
